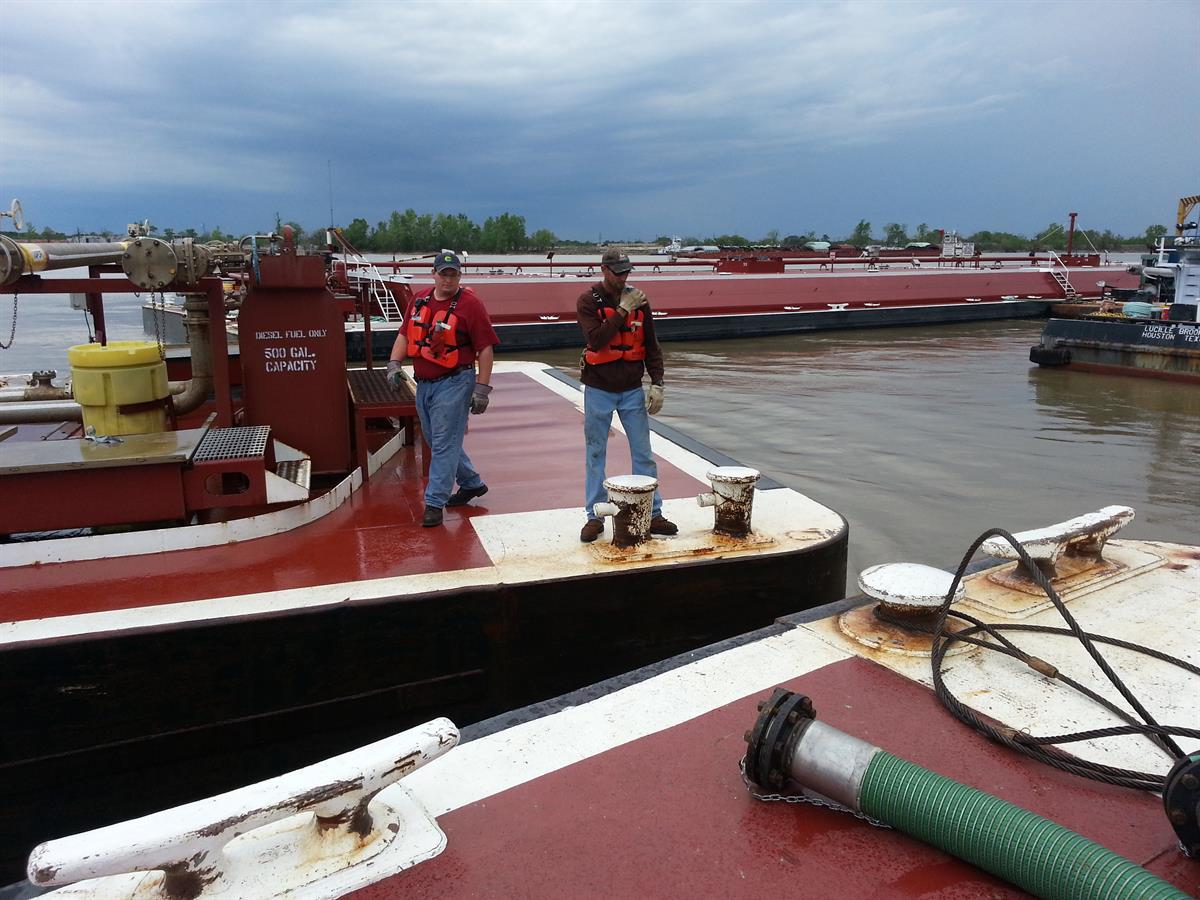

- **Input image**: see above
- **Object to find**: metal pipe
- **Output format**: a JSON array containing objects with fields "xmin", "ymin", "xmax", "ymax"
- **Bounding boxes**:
[
  {"xmin": 0, "ymin": 371, "xmax": 71, "ymax": 402},
  {"xmin": 0, "ymin": 386, "xmax": 72, "ymax": 403},
  {"xmin": 170, "ymin": 293, "xmax": 213, "ymax": 415},
  {"xmin": 0, "ymin": 236, "xmax": 130, "ymax": 285},
  {"xmin": 0, "ymin": 399, "xmax": 82, "ymax": 424}
]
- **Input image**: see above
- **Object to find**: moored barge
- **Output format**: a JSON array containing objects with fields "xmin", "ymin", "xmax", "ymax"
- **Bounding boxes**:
[
  {"xmin": 0, "ymin": 229, "xmax": 847, "ymax": 885},
  {"xmin": 140, "ymin": 226, "xmax": 1140, "ymax": 357},
  {"xmin": 14, "ymin": 505, "xmax": 1198, "ymax": 899},
  {"xmin": 1031, "ymin": 198, "xmax": 1200, "ymax": 382}
]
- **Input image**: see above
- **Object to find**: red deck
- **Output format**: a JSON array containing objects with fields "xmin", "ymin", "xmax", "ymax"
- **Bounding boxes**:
[
  {"xmin": 0, "ymin": 371, "xmax": 705, "ymax": 622},
  {"xmin": 355, "ymin": 656, "xmax": 1195, "ymax": 899}
]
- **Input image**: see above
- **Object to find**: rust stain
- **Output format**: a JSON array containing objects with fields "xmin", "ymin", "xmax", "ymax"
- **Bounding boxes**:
[
  {"xmin": 29, "ymin": 863, "xmax": 59, "ymax": 885},
  {"xmin": 160, "ymin": 852, "xmax": 216, "ymax": 900},
  {"xmin": 316, "ymin": 793, "xmax": 376, "ymax": 837},
  {"xmin": 985, "ymin": 557, "xmax": 1126, "ymax": 596},
  {"xmin": 837, "ymin": 604, "xmax": 938, "ymax": 656},
  {"xmin": 349, "ymin": 797, "xmax": 374, "ymax": 838},
  {"xmin": 197, "ymin": 808, "xmax": 269, "ymax": 838},
  {"xmin": 290, "ymin": 776, "xmax": 364, "ymax": 810},
  {"xmin": 784, "ymin": 527, "xmax": 839, "ymax": 542},
  {"xmin": 610, "ymin": 498, "xmax": 650, "ymax": 548},
  {"xmin": 713, "ymin": 499, "xmax": 753, "ymax": 537},
  {"xmin": 385, "ymin": 750, "xmax": 422, "ymax": 777}
]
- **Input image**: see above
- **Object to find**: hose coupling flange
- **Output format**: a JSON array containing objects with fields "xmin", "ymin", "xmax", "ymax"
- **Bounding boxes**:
[{"xmin": 743, "ymin": 689, "xmax": 816, "ymax": 790}]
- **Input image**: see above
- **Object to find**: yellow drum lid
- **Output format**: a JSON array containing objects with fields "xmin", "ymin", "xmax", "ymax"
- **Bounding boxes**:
[{"xmin": 68, "ymin": 341, "xmax": 163, "ymax": 367}]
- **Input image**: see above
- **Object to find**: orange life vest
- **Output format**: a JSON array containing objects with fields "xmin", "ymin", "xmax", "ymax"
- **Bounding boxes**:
[
  {"xmin": 406, "ymin": 292, "xmax": 463, "ymax": 368},
  {"xmin": 584, "ymin": 293, "xmax": 647, "ymax": 365}
]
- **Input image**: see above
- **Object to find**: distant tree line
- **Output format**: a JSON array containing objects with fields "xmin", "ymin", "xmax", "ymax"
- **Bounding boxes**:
[
  {"xmin": 338, "ymin": 210, "xmax": 558, "ymax": 254},
  {"xmin": 657, "ymin": 220, "xmax": 1170, "ymax": 252},
  {"xmin": 2, "ymin": 214, "xmax": 1171, "ymax": 254}
]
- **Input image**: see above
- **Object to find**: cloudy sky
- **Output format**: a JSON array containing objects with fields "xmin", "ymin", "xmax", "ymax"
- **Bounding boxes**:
[{"xmin": 2, "ymin": 0, "xmax": 1196, "ymax": 242}]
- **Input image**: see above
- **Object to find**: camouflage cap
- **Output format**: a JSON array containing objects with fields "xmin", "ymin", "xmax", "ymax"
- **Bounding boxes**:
[{"xmin": 600, "ymin": 249, "xmax": 633, "ymax": 274}]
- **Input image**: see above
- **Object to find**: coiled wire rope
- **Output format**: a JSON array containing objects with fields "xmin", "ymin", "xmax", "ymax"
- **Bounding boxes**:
[{"xmin": 875, "ymin": 527, "xmax": 1198, "ymax": 793}]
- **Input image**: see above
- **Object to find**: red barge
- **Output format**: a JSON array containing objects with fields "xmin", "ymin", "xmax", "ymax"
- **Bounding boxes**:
[
  {"xmin": 0, "ymin": 227, "xmax": 848, "ymax": 887},
  {"xmin": 12, "ymin": 506, "xmax": 1198, "ymax": 899},
  {"xmin": 141, "ymin": 229, "xmax": 1141, "ymax": 357},
  {"xmin": 327, "ymin": 225, "xmax": 1139, "ymax": 353}
]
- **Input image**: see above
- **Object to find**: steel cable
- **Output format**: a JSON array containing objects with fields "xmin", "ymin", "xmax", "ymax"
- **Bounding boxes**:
[{"xmin": 909, "ymin": 528, "xmax": 1193, "ymax": 792}]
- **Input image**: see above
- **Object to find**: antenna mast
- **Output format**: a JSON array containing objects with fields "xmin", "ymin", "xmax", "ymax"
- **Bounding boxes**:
[{"xmin": 327, "ymin": 160, "xmax": 335, "ymax": 228}]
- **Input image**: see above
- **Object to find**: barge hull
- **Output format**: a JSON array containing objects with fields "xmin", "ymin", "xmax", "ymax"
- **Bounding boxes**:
[
  {"xmin": 1, "ymin": 533, "xmax": 846, "ymax": 882},
  {"xmin": 1032, "ymin": 317, "xmax": 1200, "ymax": 382},
  {"xmin": 150, "ymin": 299, "xmax": 1054, "ymax": 359}
]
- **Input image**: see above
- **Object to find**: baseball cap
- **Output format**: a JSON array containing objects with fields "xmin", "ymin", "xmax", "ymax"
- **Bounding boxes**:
[
  {"xmin": 601, "ymin": 249, "xmax": 633, "ymax": 274},
  {"xmin": 434, "ymin": 252, "xmax": 462, "ymax": 272}
]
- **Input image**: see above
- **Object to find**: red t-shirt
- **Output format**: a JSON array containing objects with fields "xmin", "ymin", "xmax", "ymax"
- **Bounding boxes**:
[{"xmin": 406, "ymin": 286, "xmax": 500, "ymax": 380}]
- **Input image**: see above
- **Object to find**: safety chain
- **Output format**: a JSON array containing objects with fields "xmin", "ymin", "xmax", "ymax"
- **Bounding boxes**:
[
  {"xmin": 0, "ymin": 294, "xmax": 17, "ymax": 355},
  {"xmin": 152, "ymin": 290, "xmax": 166, "ymax": 360},
  {"xmin": 738, "ymin": 756, "xmax": 891, "ymax": 829},
  {"xmin": 0, "ymin": 290, "xmax": 17, "ymax": 349}
]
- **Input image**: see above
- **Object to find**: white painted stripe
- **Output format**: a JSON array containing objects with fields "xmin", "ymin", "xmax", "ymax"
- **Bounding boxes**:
[
  {"xmin": 0, "ymin": 467, "xmax": 365, "ymax": 569},
  {"xmin": 396, "ymin": 538, "xmax": 1198, "ymax": 814},
  {"xmin": 399, "ymin": 624, "xmax": 851, "ymax": 816},
  {"xmin": 0, "ymin": 488, "xmax": 843, "ymax": 646}
]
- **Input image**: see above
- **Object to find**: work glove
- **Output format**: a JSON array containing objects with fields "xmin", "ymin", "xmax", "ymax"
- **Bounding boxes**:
[
  {"xmin": 646, "ymin": 383, "xmax": 664, "ymax": 415},
  {"xmin": 386, "ymin": 360, "xmax": 405, "ymax": 390},
  {"xmin": 618, "ymin": 286, "xmax": 647, "ymax": 315},
  {"xmin": 470, "ymin": 382, "xmax": 492, "ymax": 415}
]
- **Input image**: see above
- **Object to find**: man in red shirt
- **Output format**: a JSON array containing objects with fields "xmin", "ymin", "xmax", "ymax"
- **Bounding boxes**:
[{"xmin": 387, "ymin": 252, "xmax": 499, "ymax": 527}]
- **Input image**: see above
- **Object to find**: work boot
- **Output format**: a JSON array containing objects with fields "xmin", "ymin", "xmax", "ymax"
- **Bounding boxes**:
[
  {"xmin": 446, "ymin": 484, "xmax": 489, "ymax": 507},
  {"xmin": 649, "ymin": 515, "xmax": 678, "ymax": 536},
  {"xmin": 579, "ymin": 519, "xmax": 604, "ymax": 543},
  {"xmin": 422, "ymin": 506, "xmax": 444, "ymax": 528}
]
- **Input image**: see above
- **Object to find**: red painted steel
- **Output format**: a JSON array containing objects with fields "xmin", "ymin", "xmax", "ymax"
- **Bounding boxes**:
[
  {"xmin": 374, "ymin": 266, "xmax": 1141, "ymax": 329},
  {"xmin": 182, "ymin": 454, "xmax": 269, "ymax": 509},
  {"xmin": 238, "ymin": 254, "xmax": 352, "ymax": 473},
  {"xmin": 352, "ymin": 656, "xmax": 1191, "ymax": 898},
  {"xmin": 0, "ymin": 373, "xmax": 705, "ymax": 621},
  {"xmin": 1, "ymin": 464, "xmax": 187, "ymax": 533}
]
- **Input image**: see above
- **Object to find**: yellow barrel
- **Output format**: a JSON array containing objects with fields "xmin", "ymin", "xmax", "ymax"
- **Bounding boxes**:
[{"xmin": 69, "ymin": 341, "xmax": 169, "ymax": 435}]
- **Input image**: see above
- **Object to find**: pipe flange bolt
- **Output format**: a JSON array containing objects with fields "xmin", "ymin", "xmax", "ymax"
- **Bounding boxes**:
[{"xmin": 744, "ymin": 689, "xmax": 815, "ymax": 790}]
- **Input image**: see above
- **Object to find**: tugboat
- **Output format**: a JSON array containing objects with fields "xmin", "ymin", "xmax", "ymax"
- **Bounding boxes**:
[{"xmin": 1031, "ymin": 195, "xmax": 1200, "ymax": 382}]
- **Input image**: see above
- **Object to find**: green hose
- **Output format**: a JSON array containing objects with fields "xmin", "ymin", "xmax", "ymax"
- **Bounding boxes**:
[{"xmin": 859, "ymin": 752, "xmax": 1187, "ymax": 900}]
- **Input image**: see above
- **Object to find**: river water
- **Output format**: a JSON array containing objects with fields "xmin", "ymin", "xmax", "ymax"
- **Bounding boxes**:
[
  {"xmin": 537, "ymin": 322, "xmax": 1199, "ymax": 582},
  {"xmin": 2, "ymin": 267, "xmax": 1196, "ymax": 588}
]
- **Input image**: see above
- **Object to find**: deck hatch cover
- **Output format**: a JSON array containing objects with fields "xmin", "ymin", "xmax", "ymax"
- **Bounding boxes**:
[{"xmin": 194, "ymin": 426, "xmax": 271, "ymax": 461}]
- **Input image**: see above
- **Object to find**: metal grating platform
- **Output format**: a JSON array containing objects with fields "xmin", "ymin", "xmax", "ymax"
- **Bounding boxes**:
[
  {"xmin": 195, "ymin": 426, "xmax": 271, "ymax": 462},
  {"xmin": 348, "ymin": 368, "xmax": 415, "ymax": 407}
]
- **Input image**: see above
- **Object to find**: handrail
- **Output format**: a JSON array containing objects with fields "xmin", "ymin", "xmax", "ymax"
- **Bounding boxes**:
[{"xmin": 330, "ymin": 230, "xmax": 405, "ymax": 322}]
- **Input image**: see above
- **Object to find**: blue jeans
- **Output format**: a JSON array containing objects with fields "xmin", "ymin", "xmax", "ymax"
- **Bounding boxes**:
[
  {"xmin": 583, "ymin": 385, "xmax": 662, "ymax": 520},
  {"xmin": 415, "ymin": 367, "xmax": 484, "ymax": 509}
]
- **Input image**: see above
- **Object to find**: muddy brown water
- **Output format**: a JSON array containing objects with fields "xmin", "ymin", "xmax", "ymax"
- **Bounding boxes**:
[
  {"xmin": 6, "ymin": 284, "xmax": 1196, "ymax": 592},
  {"xmin": 536, "ymin": 320, "xmax": 1200, "ymax": 588}
]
